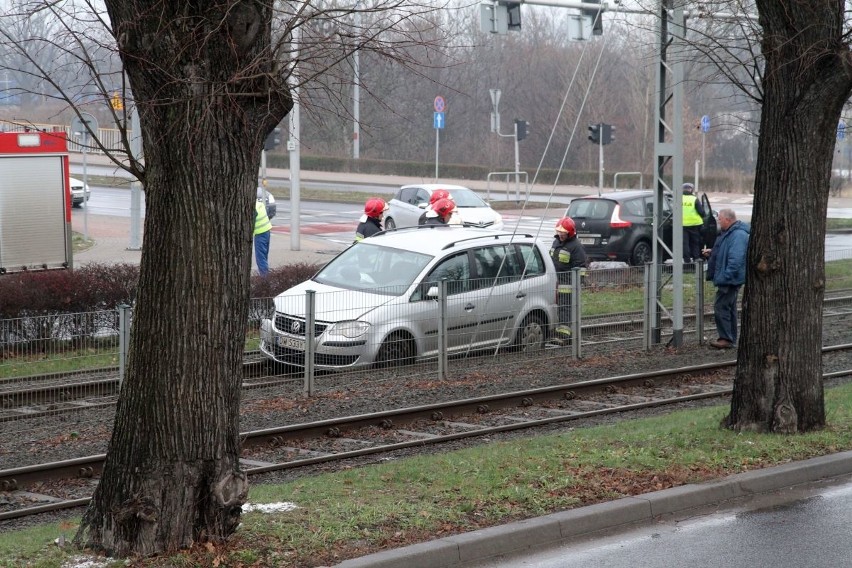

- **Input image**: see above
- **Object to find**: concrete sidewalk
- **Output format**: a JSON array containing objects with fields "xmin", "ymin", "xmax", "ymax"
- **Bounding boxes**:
[{"xmin": 336, "ymin": 451, "xmax": 852, "ymax": 568}]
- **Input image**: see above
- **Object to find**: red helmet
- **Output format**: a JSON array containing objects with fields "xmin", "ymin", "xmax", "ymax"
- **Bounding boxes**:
[
  {"xmin": 555, "ymin": 217, "xmax": 577, "ymax": 238},
  {"xmin": 432, "ymin": 198, "xmax": 456, "ymax": 218},
  {"xmin": 364, "ymin": 198, "xmax": 389, "ymax": 218},
  {"xmin": 429, "ymin": 189, "xmax": 453, "ymax": 205}
]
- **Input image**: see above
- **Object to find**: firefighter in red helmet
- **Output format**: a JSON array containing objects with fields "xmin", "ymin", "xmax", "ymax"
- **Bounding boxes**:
[
  {"xmin": 551, "ymin": 217, "xmax": 587, "ymax": 345},
  {"xmin": 354, "ymin": 198, "xmax": 389, "ymax": 242},
  {"xmin": 423, "ymin": 198, "xmax": 456, "ymax": 226},
  {"xmin": 419, "ymin": 189, "xmax": 454, "ymax": 225}
]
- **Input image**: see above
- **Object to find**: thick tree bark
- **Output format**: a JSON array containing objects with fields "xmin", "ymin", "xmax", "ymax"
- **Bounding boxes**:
[
  {"xmin": 724, "ymin": 1, "xmax": 852, "ymax": 433},
  {"xmin": 75, "ymin": 1, "xmax": 291, "ymax": 556}
]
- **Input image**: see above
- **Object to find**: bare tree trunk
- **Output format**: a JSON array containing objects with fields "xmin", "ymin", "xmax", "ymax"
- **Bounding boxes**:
[
  {"xmin": 724, "ymin": 0, "xmax": 852, "ymax": 433},
  {"xmin": 75, "ymin": 2, "xmax": 290, "ymax": 556}
]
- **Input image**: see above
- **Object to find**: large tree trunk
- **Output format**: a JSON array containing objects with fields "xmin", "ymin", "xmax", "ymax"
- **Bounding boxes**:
[
  {"xmin": 75, "ymin": 2, "xmax": 291, "ymax": 556},
  {"xmin": 724, "ymin": 1, "xmax": 852, "ymax": 433}
]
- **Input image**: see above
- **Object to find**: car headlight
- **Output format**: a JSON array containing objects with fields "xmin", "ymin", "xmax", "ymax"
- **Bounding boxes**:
[{"xmin": 327, "ymin": 320, "xmax": 370, "ymax": 338}]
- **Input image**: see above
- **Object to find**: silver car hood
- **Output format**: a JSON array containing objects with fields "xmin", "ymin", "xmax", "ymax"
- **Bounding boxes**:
[{"xmin": 273, "ymin": 279, "xmax": 396, "ymax": 322}]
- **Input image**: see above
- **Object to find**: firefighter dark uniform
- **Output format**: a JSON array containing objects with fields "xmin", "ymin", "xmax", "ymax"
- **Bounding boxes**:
[
  {"xmin": 354, "ymin": 198, "xmax": 388, "ymax": 243},
  {"xmin": 550, "ymin": 218, "xmax": 587, "ymax": 344}
]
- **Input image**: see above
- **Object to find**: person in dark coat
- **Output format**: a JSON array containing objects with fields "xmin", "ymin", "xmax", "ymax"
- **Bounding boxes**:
[
  {"xmin": 354, "ymin": 198, "xmax": 389, "ymax": 243},
  {"xmin": 703, "ymin": 208, "xmax": 749, "ymax": 349},
  {"xmin": 418, "ymin": 189, "xmax": 453, "ymax": 225},
  {"xmin": 550, "ymin": 217, "xmax": 587, "ymax": 345},
  {"xmin": 422, "ymin": 198, "xmax": 456, "ymax": 226}
]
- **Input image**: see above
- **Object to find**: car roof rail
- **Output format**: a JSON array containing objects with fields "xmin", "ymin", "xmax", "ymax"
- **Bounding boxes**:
[
  {"xmin": 374, "ymin": 224, "xmax": 455, "ymax": 238},
  {"xmin": 441, "ymin": 232, "xmax": 535, "ymax": 250}
]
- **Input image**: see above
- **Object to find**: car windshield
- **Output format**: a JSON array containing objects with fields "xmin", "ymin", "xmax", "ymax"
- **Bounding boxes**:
[
  {"xmin": 450, "ymin": 188, "xmax": 488, "ymax": 208},
  {"xmin": 313, "ymin": 243, "xmax": 433, "ymax": 296}
]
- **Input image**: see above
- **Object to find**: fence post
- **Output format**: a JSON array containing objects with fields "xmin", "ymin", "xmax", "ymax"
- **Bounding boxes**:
[
  {"xmin": 643, "ymin": 264, "xmax": 652, "ymax": 351},
  {"xmin": 696, "ymin": 260, "xmax": 705, "ymax": 344},
  {"xmin": 571, "ymin": 268, "xmax": 582, "ymax": 359},
  {"xmin": 304, "ymin": 290, "xmax": 316, "ymax": 396},
  {"xmin": 118, "ymin": 303, "xmax": 131, "ymax": 385},
  {"xmin": 438, "ymin": 280, "xmax": 448, "ymax": 380}
]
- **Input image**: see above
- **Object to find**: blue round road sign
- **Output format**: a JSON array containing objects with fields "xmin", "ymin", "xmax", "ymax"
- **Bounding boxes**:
[
  {"xmin": 434, "ymin": 96, "xmax": 445, "ymax": 113},
  {"xmin": 701, "ymin": 115, "xmax": 710, "ymax": 133}
]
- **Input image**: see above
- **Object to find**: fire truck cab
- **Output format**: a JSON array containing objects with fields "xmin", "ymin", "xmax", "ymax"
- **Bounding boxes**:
[{"xmin": 0, "ymin": 130, "xmax": 73, "ymax": 274}]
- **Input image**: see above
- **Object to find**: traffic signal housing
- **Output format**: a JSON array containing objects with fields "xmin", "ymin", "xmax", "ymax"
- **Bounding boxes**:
[
  {"xmin": 581, "ymin": 0, "xmax": 603, "ymax": 36},
  {"xmin": 264, "ymin": 127, "xmax": 282, "ymax": 151},
  {"xmin": 515, "ymin": 119, "xmax": 528, "ymax": 141},
  {"xmin": 588, "ymin": 123, "xmax": 600, "ymax": 144},
  {"xmin": 601, "ymin": 123, "xmax": 615, "ymax": 145}
]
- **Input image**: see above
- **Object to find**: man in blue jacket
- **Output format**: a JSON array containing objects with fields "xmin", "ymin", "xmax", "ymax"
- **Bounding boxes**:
[{"xmin": 703, "ymin": 208, "xmax": 749, "ymax": 349}]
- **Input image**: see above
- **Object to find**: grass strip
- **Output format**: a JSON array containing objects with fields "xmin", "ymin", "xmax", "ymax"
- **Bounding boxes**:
[{"xmin": 5, "ymin": 383, "xmax": 852, "ymax": 567}]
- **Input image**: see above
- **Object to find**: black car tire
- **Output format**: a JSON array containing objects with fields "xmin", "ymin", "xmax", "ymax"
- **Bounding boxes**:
[
  {"xmin": 375, "ymin": 332, "xmax": 414, "ymax": 367},
  {"xmin": 384, "ymin": 217, "xmax": 396, "ymax": 230},
  {"xmin": 630, "ymin": 240, "xmax": 652, "ymax": 265},
  {"xmin": 513, "ymin": 313, "xmax": 546, "ymax": 353}
]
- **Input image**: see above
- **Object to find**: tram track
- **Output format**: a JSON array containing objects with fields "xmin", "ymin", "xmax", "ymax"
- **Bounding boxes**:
[{"xmin": 4, "ymin": 344, "xmax": 852, "ymax": 523}]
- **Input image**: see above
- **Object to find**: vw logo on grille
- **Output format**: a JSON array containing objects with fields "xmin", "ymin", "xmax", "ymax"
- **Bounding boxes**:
[{"xmin": 291, "ymin": 320, "xmax": 302, "ymax": 334}]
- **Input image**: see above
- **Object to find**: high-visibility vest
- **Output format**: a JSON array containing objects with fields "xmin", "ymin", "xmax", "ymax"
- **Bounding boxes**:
[
  {"xmin": 682, "ymin": 194, "xmax": 703, "ymax": 227},
  {"xmin": 254, "ymin": 201, "xmax": 272, "ymax": 235}
]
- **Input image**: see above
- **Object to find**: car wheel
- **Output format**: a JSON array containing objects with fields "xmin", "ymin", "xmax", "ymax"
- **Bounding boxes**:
[
  {"xmin": 375, "ymin": 332, "xmax": 414, "ymax": 367},
  {"xmin": 385, "ymin": 217, "xmax": 396, "ymax": 230},
  {"xmin": 630, "ymin": 241, "xmax": 652, "ymax": 265},
  {"xmin": 513, "ymin": 313, "xmax": 546, "ymax": 353}
]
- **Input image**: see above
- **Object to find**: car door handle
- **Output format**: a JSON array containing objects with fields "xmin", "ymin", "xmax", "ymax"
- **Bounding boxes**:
[
  {"xmin": 465, "ymin": 303, "xmax": 475, "ymax": 311},
  {"xmin": 516, "ymin": 292, "xmax": 527, "ymax": 299}
]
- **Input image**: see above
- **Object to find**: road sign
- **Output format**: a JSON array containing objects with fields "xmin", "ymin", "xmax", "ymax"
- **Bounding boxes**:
[
  {"xmin": 434, "ymin": 96, "xmax": 446, "ymax": 113},
  {"xmin": 701, "ymin": 115, "xmax": 710, "ymax": 133},
  {"xmin": 434, "ymin": 112, "xmax": 445, "ymax": 129},
  {"xmin": 839, "ymin": 121, "xmax": 846, "ymax": 141},
  {"xmin": 71, "ymin": 112, "xmax": 99, "ymax": 138}
]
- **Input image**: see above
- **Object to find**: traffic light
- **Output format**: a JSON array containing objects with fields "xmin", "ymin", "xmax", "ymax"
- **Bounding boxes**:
[
  {"xmin": 264, "ymin": 127, "xmax": 282, "ymax": 151},
  {"xmin": 505, "ymin": 1, "xmax": 522, "ymax": 30},
  {"xmin": 581, "ymin": 0, "xmax": 603, "ymax": 36},
  {"xmin": 601, "ymin": 123, "xmax": 615, "ymax": 145},
  {"xmin": 588, "ymin": 123, "xmax": 600, "ymax": 144},
  {"xmin": 515, "ymin": 119, "xmax": 528, "ymax": 141}
]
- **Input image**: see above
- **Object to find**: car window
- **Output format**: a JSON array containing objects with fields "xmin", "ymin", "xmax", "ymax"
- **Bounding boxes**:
[
  {"xmin": 567, "ymin": 199, "xmax": 612, "ymax": 220},
  {"xmin": 622, "ymin": 198, "xmax": 645, "ymax": 217},
  {"xmin": 470, "ymin": 245, "xmax": 518, "ymax": 289},
  {"xmin": 412, "ymin": 251, "xmax": 471, "ymax": 299},
  {"xmin": 398, "ymin": 187, "xmax": 416, "ymax": 204},
  {"xmin": 314, "ymin": 243, "xmax": 432, "ymax": 296},
  {"xmin": 516, "ymin": 244, "xmax": 546, "ymax": 277},
  {"xmin": 414, "ymin": 189, "xmax": 430, "ymax": 206}
]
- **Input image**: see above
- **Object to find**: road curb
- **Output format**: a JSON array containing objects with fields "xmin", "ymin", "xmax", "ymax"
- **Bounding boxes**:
[{"xmin": 335, "ymin": 451, "xmax": 852, "ymax": 568}]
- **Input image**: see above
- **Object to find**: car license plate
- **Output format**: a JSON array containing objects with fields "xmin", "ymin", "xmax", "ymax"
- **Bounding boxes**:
[
  {"xmin": 580, "ymin": 237, "xmax": 595, "ymax": 245},
  {"xmin": 277, "ymin": 335, "xmax": 305, "ymax": 350}
]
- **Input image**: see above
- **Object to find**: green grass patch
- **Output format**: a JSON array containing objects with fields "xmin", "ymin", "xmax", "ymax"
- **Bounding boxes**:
[
  {"xmin": 8, "ymin": 383, "xmax": 852, "ymax": 567},
  {"xmin": 71, "ymin": 231, "xmax": 94, "ymax": 254},
  {"xmin": 826, "ymin": 218, "xmax": 852, "ymax": 231}
]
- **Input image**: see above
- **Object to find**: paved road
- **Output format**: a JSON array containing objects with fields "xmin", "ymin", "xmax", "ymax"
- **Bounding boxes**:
[{"xmin": 464, "ymin": 474, "xmax": 852, "ymax": 568}]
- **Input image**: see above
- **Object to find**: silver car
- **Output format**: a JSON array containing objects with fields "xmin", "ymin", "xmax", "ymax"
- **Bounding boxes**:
[
  {"xmin": 384, "ymin": 184, "xmax": 503, "ymax": 230},
  {"xmin": 259, "ymin": 226, "xmax": 556, "ymax": 370},
  {"xmin": 69, "ymin": 177, "xmax": 90, "ymax": 207}
]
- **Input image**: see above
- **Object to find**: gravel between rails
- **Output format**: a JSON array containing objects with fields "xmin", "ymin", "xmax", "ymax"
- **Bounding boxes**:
[{"xmin": 2, "ymin": 316, "xmax": 851, "ymax": 533}]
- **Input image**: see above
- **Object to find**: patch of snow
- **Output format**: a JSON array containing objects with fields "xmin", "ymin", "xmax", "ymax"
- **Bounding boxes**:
[
  {"xmin": 61, "ymin": 556, "xmax": 112, "ymax": 568},
  {"xmin": 242, "ymin": 501, "xmax": 299, "ymax": 513}
]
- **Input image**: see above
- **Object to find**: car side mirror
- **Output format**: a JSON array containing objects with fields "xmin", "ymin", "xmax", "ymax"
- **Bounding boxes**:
[
  {"xmin": 426, "ymin": 285, "xmax": 439, "ymax": 298},
  {"xmin": 418, "ymin": 203, "xmax": 428, "ymax": 210}
]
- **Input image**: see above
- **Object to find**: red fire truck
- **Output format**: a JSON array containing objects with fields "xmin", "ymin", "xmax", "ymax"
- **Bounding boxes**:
[{"xmin": 0, "ymin": 130, "xmax": 73, "ymax": 274}]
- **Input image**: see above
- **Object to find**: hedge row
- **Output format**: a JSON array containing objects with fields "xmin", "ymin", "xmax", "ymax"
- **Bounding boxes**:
[{"xmin": 0, "ymin": 262, "xmax": 322, "ymax": 319}]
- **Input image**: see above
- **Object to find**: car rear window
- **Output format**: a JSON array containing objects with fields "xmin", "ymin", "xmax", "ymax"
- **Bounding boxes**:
[{"xmin": 567, "ymin": 199, "xmax": 613, "ymax": 220}]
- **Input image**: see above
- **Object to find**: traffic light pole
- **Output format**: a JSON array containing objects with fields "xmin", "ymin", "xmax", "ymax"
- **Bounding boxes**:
[
  {"xmin": 598, "ymin": 133, "xmax": 604, "ymax": 195},
  {"xmin": 513, "ymin": 122, "xmax": 521, "ymax": 202}
]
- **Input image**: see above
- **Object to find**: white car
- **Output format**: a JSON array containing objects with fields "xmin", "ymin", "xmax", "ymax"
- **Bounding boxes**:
[
  {"xmin": 259, "ymin": 226, "xmax": 556, "ymax": 370},
  {"xmin": 384, "ymin": 184, "xmax": 503, "ymax": 230},
  {"xmin": 69, "ymin": 177, "xmax": 90, "ymax": 207}
]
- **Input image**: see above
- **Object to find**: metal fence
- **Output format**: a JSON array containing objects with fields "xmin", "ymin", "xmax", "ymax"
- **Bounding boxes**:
[{"xmin": 3, "ymin": 255, "xmax": 852, "ymax": 443}]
